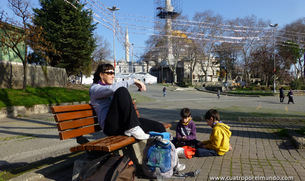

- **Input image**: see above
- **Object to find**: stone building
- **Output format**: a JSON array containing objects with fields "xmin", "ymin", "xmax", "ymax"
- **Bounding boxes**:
[
  {"xmin": 116, "ymin": 26, "xmax": 220, "ymax": 84},
  {"xmin": 115, "ymin": 59, "xmax": 148, "ymax": 74},
  {"xmin": 0, "ymin": 22, "xmax": 67, "ymax": 89}
]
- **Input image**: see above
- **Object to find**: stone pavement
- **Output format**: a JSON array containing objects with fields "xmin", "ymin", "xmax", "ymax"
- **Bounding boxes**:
[{"xmin": 1, "ymin": 84, "xmax": 305, "ymax": 181}]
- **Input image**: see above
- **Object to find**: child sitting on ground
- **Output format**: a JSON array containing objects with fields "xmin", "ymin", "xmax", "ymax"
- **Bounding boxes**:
[
  {"xmin": 172, "ymin": 108, "xmax": 200, "ymax": 148},
  {"xmin": 196, "ymin": 109, "xmax": 232, "ymax": 157}
]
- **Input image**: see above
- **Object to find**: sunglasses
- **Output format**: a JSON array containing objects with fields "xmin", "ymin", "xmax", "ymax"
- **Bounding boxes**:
[{"xmin": 104, "ymin": 71, "xmax": 115, "ymax": 75}]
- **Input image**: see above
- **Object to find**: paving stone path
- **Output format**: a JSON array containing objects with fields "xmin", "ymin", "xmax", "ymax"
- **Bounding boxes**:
[{"xmin": 1, "ymin": 84, "xmax": 304, "ymax": 181}]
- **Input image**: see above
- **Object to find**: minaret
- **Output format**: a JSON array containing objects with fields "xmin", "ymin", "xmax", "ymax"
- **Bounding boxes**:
[
  {"xmin": 165, "ymin": 0, "xmax": 174, "ymax": 64},
  {"xmin": 125, "ymin": 26, "xmax": 130, "ymax": 62},
  {"xmin": 156, "ymin": 0, "xmax": 179, "ymax": 65}
]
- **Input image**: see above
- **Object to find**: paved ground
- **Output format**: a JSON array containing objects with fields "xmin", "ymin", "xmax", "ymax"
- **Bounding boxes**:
[{"xmin": 1, "ymin": 84, "xmax": 305, "ymax": 181}]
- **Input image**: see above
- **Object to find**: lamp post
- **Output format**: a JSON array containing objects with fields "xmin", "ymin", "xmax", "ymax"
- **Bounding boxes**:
[
  {"xmin": 107, "ymin": 6, "xmax": 119, "ymax": 68},
  {"xmin": 269, "ymin": 23, "xmax": 278, "ymax": 93},
  {"xmin": 131, "ymin": 43, "xmax": 134, "ymax": 73}
]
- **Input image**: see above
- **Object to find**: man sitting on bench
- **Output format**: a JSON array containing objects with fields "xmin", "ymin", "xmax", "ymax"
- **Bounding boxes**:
[{"xmin": 89, "ymin": 63, "xmax": 166, "ymax": 140}]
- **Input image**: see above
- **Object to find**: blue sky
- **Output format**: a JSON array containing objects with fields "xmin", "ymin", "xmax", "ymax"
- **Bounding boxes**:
[{"xmin": 1, "ymin": 0, "xmax": 304, "ymax": 62}]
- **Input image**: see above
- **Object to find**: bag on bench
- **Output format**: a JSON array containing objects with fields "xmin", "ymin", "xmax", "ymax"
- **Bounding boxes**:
[{"xmin": 78, "ymin": 153, "xmax": 136, "ymax": 181}]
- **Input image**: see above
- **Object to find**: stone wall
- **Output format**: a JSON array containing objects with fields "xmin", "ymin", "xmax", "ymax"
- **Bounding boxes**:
[{"xmin": 0, "ymin": 61, "xmax": 67, "ymax": 89}]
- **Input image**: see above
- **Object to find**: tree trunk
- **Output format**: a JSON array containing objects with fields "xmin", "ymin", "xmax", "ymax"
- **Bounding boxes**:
[
  {"xmin": 172, "ymin": 68, "xmax": 177, "ymax": 83},
  {"xmin": 22, "ymin": 45, "xmax": 28, "ymax": 90},
  {"xmin": 203, "ymin": 69, "xmax": 207, "ymax": 82},
  {"xmin": 23, "ymin": 62, "xmax": 27, "ymax": 90},
  {"xmin": 190, "ymin": 67, "xmax": 193, "ymax": 86}
]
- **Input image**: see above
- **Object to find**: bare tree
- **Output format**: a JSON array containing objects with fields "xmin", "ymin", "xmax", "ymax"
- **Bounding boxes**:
[
  {"xmin": 91, "ymin": 34, "xmax": 111, "ymax": 71},
  {"xmin": 192, "ymin": 10, "xmax": 224, "ymax": 82},
  {"xmin": 215, "ymin": 42, "xmax": 241, "ymax": 81},
  {"xmin": 0, "ymin": 0, "xmax": 55, "ymax": 90},
  {"xmin": 1, "ymin": 0, "xmax": 31, "ymax": 90},
  {"xmin": 250, "ymin": 46, "xmax": 274, "ymax": 86},
  {"xmin": 278, "ymin": 18, "xmax": 305, "ymax": 78},
  {"xmin": 227, "ymin": 15, "xmax": 269, "ymax": 84},
  {"xmin": 170, "ymin": 28, "xmax": 190, "ymax": 83},
  {"xmin": 185, "ymin": 40, "xmax": 202, "ymax": 84}
]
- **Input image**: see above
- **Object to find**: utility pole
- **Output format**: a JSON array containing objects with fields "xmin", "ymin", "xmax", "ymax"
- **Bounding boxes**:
[
  {"xmin": 107, "ymin": 6, "xmax": 120, "ymax": 68},
  {"xmin": 269, "ymin": 23, "xmax": 278, "ymax": 93},
  {"xmin": 131, "ymin": 43, "xmax": 134, "ymax": 73}
]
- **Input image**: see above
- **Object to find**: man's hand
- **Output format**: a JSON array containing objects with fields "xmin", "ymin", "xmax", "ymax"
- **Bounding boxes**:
[{"xmin": 134, "ymin": 79, "xmax": 146, "ymax": 91}]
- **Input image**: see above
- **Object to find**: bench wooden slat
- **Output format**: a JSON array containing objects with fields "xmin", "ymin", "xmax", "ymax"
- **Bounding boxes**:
[
  {"xmin": 69, "ymin": 135, "xmax": 136, "ymax": 152},
  {"xmin": 100, "ymin": 136, "xmax": 136, "ymax": 152},
  {"xmin": 133, "ymin": 102, "xmax": 140, "ymax": 118},
  {"xmin": 59, "ymin": 125, "xmax": 101, "ymax": 140},
  {"xmin": 54, "ymin": 110, "xmax": 95, "ymax": 122},
  {"xmin": 93, "ymin": 135, "xmax": 136, "ymax": 152},
  {"xmin": 57, "ymin": 117, "xmax": 97, "ymax": 131},
  {"xmin": 52, "ymin": 102, "xmax": 172, "ymax": 153},
  {"xmin": 162, "ymin": 123, "xmax": 172, "ymax": 130},
  {"xmin": 51, "ymin": 104, "xmax": 93, "ymax": 113}
]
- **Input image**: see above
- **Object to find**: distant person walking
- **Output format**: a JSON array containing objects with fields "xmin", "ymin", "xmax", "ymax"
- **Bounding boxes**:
[
  {"xmin": 279, "ymin": 87, "xmax": 285, "ymax": 102},
  {"xmin": 217, "ymin": 89, "xmax": 220, "ymax": 99},
  {"xmin": 287, "ymin": 89, "xmax": 294, "ymax": 104},
  {"xmin": 163, "ymin": 86, "xmax": 167, "ymax": 97}
]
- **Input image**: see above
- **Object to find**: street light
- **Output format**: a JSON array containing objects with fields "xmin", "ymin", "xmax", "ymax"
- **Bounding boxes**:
[
  {"xmin": 131, "ymin": 43, "xmax": 134, "ymax": 73},
  {"xmin": 107, "ymin": 6, "xmax": 120, "ymax": 68},
  {"xmin": 269, "ymin": 23, "xmax": 278, "ymax": 93}
]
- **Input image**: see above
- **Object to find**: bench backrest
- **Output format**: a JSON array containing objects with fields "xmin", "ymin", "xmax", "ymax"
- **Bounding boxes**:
[
  {"xmin": 51, "ymin": 101, "xmax": 140, "ymax": 140},
  {"xmin": 51, "ymin": 104, "xmax": 100, "ymax": 140}
]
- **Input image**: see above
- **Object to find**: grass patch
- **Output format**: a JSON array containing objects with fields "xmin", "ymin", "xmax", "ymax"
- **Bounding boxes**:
[
  {"xmin": 276, "ymin": 128, "xmax": 288, "ymax": 137},
  {"xmin": 130, "ymin": 92, "xmax": 155, "ymax": 103},
  {"xmin": 0, "ymin": 87, "xmax": 90, "ymax": 108},
  {"xmin": 216, "ymin": 106, "xmax": 305, "ymax": 121},
  {"xmin": 296, "ymin": 127, "xmax": 305, "ymax": 136},
  {"xmin": 0, "ymin": 86, "xmax": 154, "ymax": 109},
  {"xmin": 0, "ymin": 134, "xmax": 37, "ymax": 141},
  {"xmin": 0, "ymin": 171, "xmax": 6, "ymax": 181}
]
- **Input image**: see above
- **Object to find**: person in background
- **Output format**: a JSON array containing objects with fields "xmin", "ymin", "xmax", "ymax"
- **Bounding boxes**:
[
  {"xmin": 163, "ymin": 86, "xmax": 167, "ymax": 97},
  {"xmin": 279, "ymin": 87, "xmax": 285, "ymax": 102},
  {"xmin": 287, "ymin": 89, "xmax": 294, "ymax": 104},
  {"xmin": 89, "ymin": 64, "xmax": 166, "ymax": 140}
]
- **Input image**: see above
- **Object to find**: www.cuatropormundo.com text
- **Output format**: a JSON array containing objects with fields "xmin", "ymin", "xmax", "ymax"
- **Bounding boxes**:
[{"xmin": 209, "ymin": 175, "xmax": 294, "ymax": 181}]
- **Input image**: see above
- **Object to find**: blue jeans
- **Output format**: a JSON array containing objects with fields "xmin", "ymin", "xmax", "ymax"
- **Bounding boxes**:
[{"xmin": 195, "ymin": 148, "xmax": 219, "ymax": 157}]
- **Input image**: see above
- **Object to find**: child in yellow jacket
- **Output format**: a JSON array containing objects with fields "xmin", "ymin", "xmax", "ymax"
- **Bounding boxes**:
[{"xmin": 196, "ymin": 109, "xmax": 232, "ymax": 157}]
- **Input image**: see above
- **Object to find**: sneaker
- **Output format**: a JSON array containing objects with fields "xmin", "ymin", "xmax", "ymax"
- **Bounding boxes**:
[
  {"xmin": 175, "ymin": 163, "xmax": 186, "ymax": 172},
  {"xmin": 124, "ymin": 126, "xmax": 150, "ymax": 140},
  {"xmin": 176, "ymin": 147, "xmax": 186, "ymax": 158}
]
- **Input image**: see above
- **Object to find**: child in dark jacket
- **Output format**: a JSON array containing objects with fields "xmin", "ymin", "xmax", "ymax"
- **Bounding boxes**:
[{"xmin": 173, "ymin": 108, "xmax": 200, "ymax": 148}]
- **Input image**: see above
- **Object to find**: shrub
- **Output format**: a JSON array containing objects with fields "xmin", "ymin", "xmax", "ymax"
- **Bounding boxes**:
[
  {"xmin": 297, "ymin": 127, "xmax": 305, "ymax": 136},
  {"xmin": 290, "ymin": 78, "xmax": 305, "ymax": 90}
]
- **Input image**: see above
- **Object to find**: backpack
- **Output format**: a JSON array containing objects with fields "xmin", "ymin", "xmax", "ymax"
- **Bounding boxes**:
[
  {"xmin": 78, "ymin": 153, "xmax": 136, "ymax": 181},
  {"xmin": 142, "ymin": 132, "xmax": 178, "ymax": 179}
]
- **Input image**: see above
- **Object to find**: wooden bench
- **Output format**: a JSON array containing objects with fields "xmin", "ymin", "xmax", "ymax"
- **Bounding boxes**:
[{"xmin": 51, "ymin": 102, "xmax": 172, "ymax": 153}]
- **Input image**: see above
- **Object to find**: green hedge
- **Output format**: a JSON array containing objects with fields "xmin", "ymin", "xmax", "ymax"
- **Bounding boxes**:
[{"xmin": 228, "ymin": 90, "xmax": 274, "ymax": 96}]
